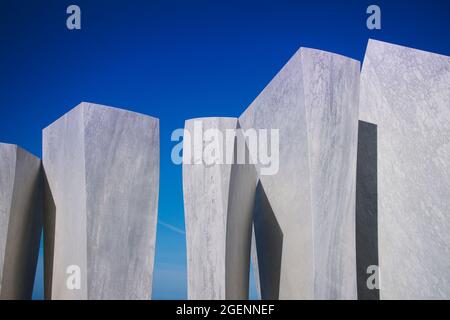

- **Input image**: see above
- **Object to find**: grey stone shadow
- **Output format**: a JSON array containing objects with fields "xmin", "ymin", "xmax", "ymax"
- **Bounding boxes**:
[
  {"xmin": 253, "ymin": 181, "xmax": 283, "ymax": 300},
  {"xmin": 43, "ymin": 172, "xmax": 55, "ymax": 300},
  {"xmin": 356, "ymin": 120, "xmax": 379, "ymax": 300}
]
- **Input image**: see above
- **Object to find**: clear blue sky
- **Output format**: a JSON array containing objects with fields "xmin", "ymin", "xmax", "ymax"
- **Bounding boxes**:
[{"xmin": 1, "ymin": 0, "xmax": 450, "ymax": 300}]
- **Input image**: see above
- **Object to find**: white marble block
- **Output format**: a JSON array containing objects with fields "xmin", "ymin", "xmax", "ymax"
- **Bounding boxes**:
[
  {"xmin": 43, "ymin": 102, "xmax": 159, "ymax": 300},
  {"xmin": 183, "ymin": 118, "xmax": 257, "ymax": 299},
  {"xmin": 0, "ymin": 143, "xmax": 43, "ymax": 300},
  {"xmin": 240, "ymin": 48, "xmax": 360, "ymax": 299},
  {"xmin": 359, "ymin": 39, "xmax": 450, "ymax": 299}
]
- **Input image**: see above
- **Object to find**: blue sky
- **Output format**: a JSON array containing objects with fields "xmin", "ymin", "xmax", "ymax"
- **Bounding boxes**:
[{"xmin": 1, "ymin": 0, "xmax": 450, "ymax": 300}]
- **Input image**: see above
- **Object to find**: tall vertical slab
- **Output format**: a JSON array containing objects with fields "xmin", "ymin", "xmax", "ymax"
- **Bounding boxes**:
[
  {"xmin": 355, "ymin": 121, "xmax": 379, "ymax": 300},
  {"xmin": 359, "ymin": 40, "xmax": 450, "ymax": 299},
  {"xmin": 43, "ymin": 102, "xmax": 159, "ymax": 300},
  {"xmin": 240, "ymin": 48, "xmax": 360, "ymax": 299},
  {"xmin": 0, "ymin": 143, "xmax": 43, "ymax": 300},
  {"xmin": 183, "ymin": 118, "xmax": 256, "ymax": 299}
]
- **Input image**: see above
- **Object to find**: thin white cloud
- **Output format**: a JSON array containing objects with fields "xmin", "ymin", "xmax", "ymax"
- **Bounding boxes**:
[{"xmin": 158, "ymin": 220, "xmax": 185, "ymax": 235}]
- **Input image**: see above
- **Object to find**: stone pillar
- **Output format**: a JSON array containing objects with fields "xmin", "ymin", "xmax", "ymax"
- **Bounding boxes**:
[
  {"xmin": 359, "ymin": 39, "xmax": 450, "ymax": 299},
  {"xmin": 43, "ymin": 102, "xmax": 159, "ymax": 300},
  {"xmin": 240, "ymin": 48, "xmax": 360, "ymax": 299},
  {"xmin": 183, "ymin": 118, "xmax": 257, "ymax": 299},
  {"xmin": 0, "ymin": 143, "xmax": 43, "ymax": 300}
]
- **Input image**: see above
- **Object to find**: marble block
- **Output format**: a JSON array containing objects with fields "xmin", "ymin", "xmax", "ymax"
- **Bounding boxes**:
[
  {"xmin": 0, "ymin": 143, "xmax": 43, "ymax": 300},
  {"xmin": 183, "ymin": 118, "xmax": 257, "ymax": 299},
  {"xmin": 359, "ymin": 39, "xmax": 450, "ymax": 299},
  {"xmin": 43, "ymin": 102, "xmax": 159, "ymax": 300},
  {"xmin": 239, "ymin": 47, "xmax": 360, "ymax": 299}
]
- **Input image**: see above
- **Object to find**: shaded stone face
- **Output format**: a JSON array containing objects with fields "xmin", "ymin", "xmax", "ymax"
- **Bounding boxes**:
[
  {"xmin": 359, "ymin": 40, "xmax": 450, "ymax": 299},
  {"xmin": 43, "ymin": 102, "xmax": 159, "ymax": 300},
  {"xmin": 355, "ymin": 121, "xmax": 379, "ymax": 300},
  {"xmin": 0, "ymin": 143, "xmax": 43, "ymax": 300}
]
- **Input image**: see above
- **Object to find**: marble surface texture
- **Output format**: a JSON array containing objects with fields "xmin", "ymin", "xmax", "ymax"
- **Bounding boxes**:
[
  {"xmin": 43, "ymin": 102, "xmax": 159, "ymax": 300},
  {"xmin": 0, "ymin": 143, "xmax": 43, "ymax": 299},
  {"xmin": 359, "ymin": 39, "xmax": 450, "ymax": 299},
  {"xmin": 183, "ymin": 118, "xmax": 257, "ymax": 299},
  {"xmin": 240, "ymin": 47, "xmax": 360, "ymax": 299}
]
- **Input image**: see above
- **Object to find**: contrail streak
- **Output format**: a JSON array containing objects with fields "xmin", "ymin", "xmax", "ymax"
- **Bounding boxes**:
[{"xmin": 158, "ymin": 220, "xmax": 185, "ymax": 235}]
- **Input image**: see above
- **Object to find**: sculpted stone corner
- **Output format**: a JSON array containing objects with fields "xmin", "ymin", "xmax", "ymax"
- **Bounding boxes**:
[
  {"xmin": 359, "ymin": 39, "xmax": 450, "ymax": 299},
  {"xmin": 240, "ymin": 47, "xmax": 360, "ymax": 299},
  {"xmin": 183, "ymin": 47, "xmax": 360, "ymax": 300},
  {"xmin": 43, "ymin": 102, "xmax": 159, "ymax": 300},
  {"xmin": 0, "ymin": 143, "xmax": 43, "ymax": 300}
]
